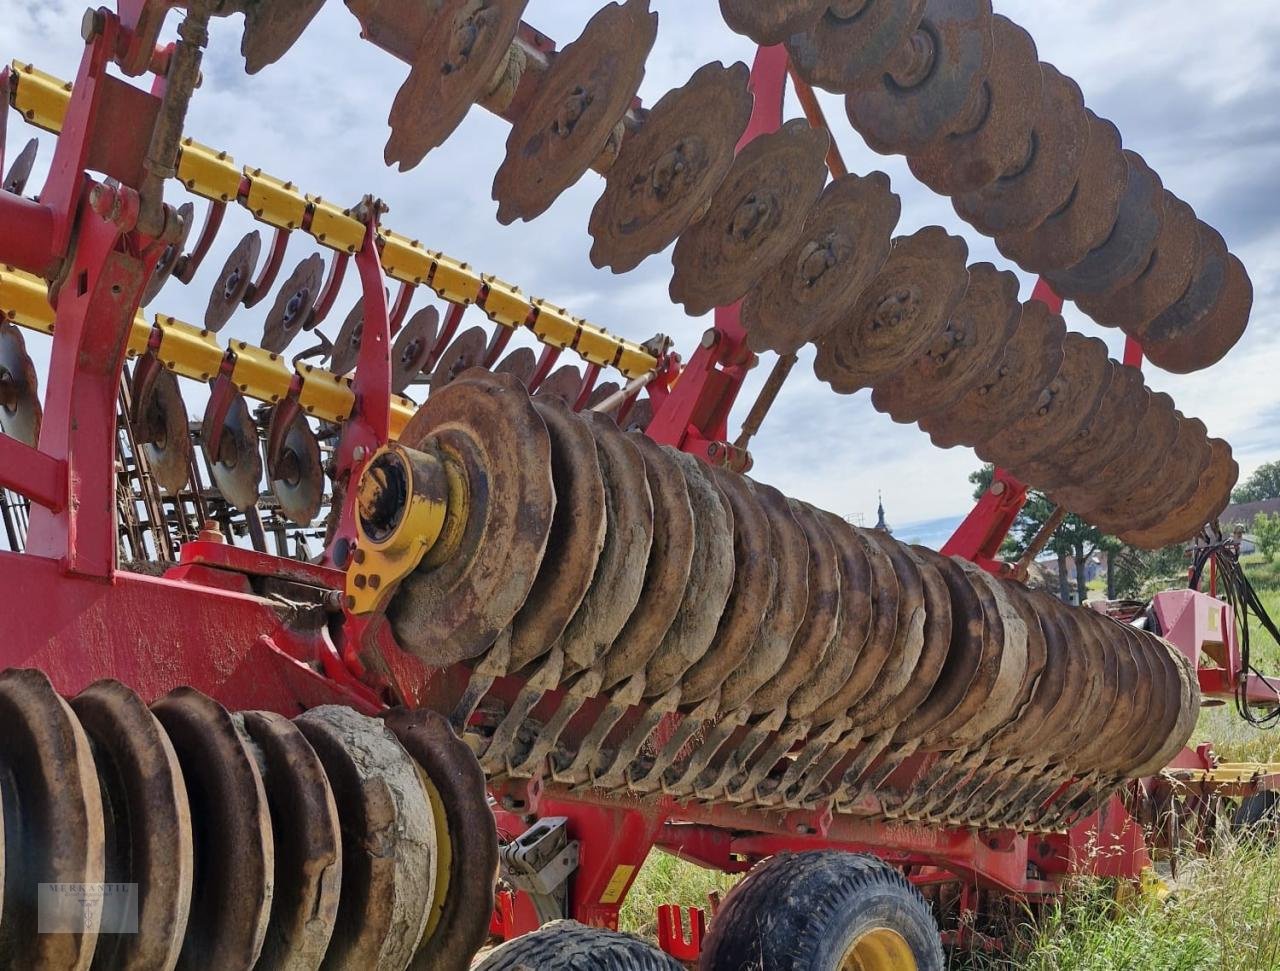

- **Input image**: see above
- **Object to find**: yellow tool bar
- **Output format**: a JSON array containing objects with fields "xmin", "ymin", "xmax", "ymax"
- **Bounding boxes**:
[
  {"xmin": 1169, "ymin": 762, "xmax": 1280, "ymax": 785},
  {"xmin": 0, "ymin": 265, "xmax": 415, "ymax": 437},
  {"xmin": 7, "ymin": 61, "xmax": 658, "ymax": 379}
]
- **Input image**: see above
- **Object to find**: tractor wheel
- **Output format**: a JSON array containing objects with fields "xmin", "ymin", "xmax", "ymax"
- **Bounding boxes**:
[
  {"xmin": 474, "ymin": 920, "xmax": 685, "ymax": 970},
  {"xmin": 1232, "ymin": 791, "xmax": 1280, "ymax": 835},
  {"xmin": 699, "ymin": 851, "xmax": 944, "ymax": 971}
]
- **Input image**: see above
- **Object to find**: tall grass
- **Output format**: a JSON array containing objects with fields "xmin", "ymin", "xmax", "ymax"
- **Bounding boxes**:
[{"xmin": 618, "ymin": 850, "xmax": 740, "ymax": 940}]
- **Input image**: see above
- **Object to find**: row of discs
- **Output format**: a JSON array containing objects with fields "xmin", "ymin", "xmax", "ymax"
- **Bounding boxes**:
[
  {"xmin": 383, "ymin": 372, "xmax": 1197, "ymax": 830},
  {"xmin": 719, "ymin": 0, "xmax": 1252, "ymax": 373},
  {"xmin": 812, "ymin": 227, "xmax": 1237, "ymax": 547},
  {"xmin": 0, "ymin": 669, "xmax": 496, "ymax": 971}
]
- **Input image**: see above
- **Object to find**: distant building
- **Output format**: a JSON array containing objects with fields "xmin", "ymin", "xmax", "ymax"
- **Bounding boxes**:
[
  {"xmin": 875, "ymin": 492, "xmax": 891, "ymax": 534},
  {"xmin": 1218, "ymin": 498, "xmax": 1280, "ymax": 532}
]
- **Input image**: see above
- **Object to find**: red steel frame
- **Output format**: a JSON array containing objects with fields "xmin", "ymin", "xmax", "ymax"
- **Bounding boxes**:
[{"xmin": 0, "ymin": 12, "xmax": 1271, "ymax": 963}]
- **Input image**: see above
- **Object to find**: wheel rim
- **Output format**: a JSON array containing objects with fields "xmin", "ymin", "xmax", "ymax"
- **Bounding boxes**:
[{"xmin": 841, "ymin": 927, "xmax": 917, "ymax": 971}]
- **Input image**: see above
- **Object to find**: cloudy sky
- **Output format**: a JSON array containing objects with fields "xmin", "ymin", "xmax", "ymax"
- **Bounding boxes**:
[{"xmin": 5, "ymin": 1, "xmax": 1279, "ymax": 545}]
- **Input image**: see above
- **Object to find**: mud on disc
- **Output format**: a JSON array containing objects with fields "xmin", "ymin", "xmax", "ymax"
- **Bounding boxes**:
[
  {"xmin": 845, "ymin": 0, "xmax": 995, "ymax": 157},
  {"xmin": 996, "ymin": 112, "xmax": 1126, "ymax": 275},
  {"xmin": 670, "ymin": 118, "xmax": 830, "ymax": 317},
  {"xmin": 205, "ymin": 230, "xmax": 262, "ymax": 332},
  {"xmin": 262, "ymin": 253, "xmax": 325, "ymax": 353},
  {"xmin": 391, "ymin": 306, "xmax": 440, "ymax": 394},
  {"xmin": 534, "ymin": 364, "xmax": 583, "ymax": 405},
  {"xmin": 385, "ymin": 0, "xmax": 529, "ymax": 172},
  {"xmin": 813, "ymin": 226, "xmax": 969, "ymax": 394},
  {"xmin": 493, "ymin": 345, "xmax": 537, "ymax": 388},
  {"xmin": 141, "ymin": 201, "xmax": 196, "ymax": 306},
  {"xmin": 589, "ymin": 61, "xmax": 753, "ymax": 274},
  {"xmin": 741, "ymin": 171, "xmax": 901, "ymax": 355},
  {"xmin": 492, "ymin": 0, "xmax": 658, "ymax": 225},
  {"xmin": 952, "ymin": 63, "xmax": 1087, "ymax": 237},
  {"xmin": 786, "ymin": 0, "xmax": 926, "ymax": 94},
  {"xmin": 430, "ymin": 325, "xmax": 489, "ymax": 396},
  {"xmin": 390, "ymin": 369, "xmax": 554, "ymax": 665},
  {"xmin": 907, "ymin": 15, "xmax": 1042, "ymax": 196},
  {"xmin": 330, "ymin": 298, "xmax": 365, "ymax": 376},
  {"xmin": 1077, "ymin": 192, "xmax": 1200, "ymax": 333},
  {"xmin": 1123, "ymin": 416, "xmax": 1213, "ymax": 535},
  {"xmin": 241, "ymin": 0, "xmax": 326, "ymax": 74},
  {"xmin": 718, "ymin": 0, "xmax": 825, "ymax": 46},
  {"xmin": 977, "ymin": 332, "xmax": 1110, "ymax": 471},
  {"xmin": 870, "ymin": 262, "xmax": 1020, "ymax": 424},
  {"xmin": 1120, "ymin": 438, "xmax": 1237, "ymax": 549}
]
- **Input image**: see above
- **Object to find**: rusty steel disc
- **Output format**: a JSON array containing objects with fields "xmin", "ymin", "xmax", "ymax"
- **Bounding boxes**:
[
  {"xmin": 996, "ymin": 112, "xmax": 1127, "ymax": 275},
  {"xmin": 238, "ymin": 710, "xmax": 341, "ymax": 971},
  {"xmin": 241, "ymin": 0, "xmax": 326, "ymax": 73},
  {"xmin": 330, "ymin": 298, "xmax": 365, "ymax": 375},
  {"xmin": 586, "ymin": 380, "xmax": 621, "ymax": 408},
  {"xmin": 680, "ymin": 468, "xmax": 778, "ymax": 706},
  {"xmin": 1046, "ymin": 151, "xmax": 1166, "ymax": 300},
  {"xmin": 977, "ymin": 574, "xmax": 1047, "ymax": 759},
  {"xmin": 949, "ymin": 563, "xmax": 1028, "ymax": 748},
  {"xmin": 0, "ymin": 670, "xmax": 104, "ymax": 971},
  {"xmin": 2, "ymin": 136, "xmax": 37, "ymax": 194},
  {"xmin": 1085, "ymin": 410, "xmax": 1203, "ymax": 532},
  {"xmin": 589, "ymin": 61, "xmax": 753, "ymax": 274},
  {"xmin": 557, "ymin": 411, "xmax": 654, "ymax": 676},
  {"xmin": 295, "ymin": 706, "xmax": 435, "ymax": 971},
  {"xmin": 70, "ymin": 681, "xmax": 192, "ymax": 971},
  {"xmin": 391, "ymin": 306, "xmax": 440, "ymax": 394},
  {"xmin": 719, "ymin": 0, "xmax": 826, "ymax": 45},
  {"xmin": 507, "ymin": 397, "xmax": 607, "ymax": 673},
  {"xmin": 598, "ymin": 435, "xmax": 696, "ymax": 691},
  {"xmin": 386, "ymin": 0, "xmax": 529, "ymax": 171},
  {"xmin": 907, "ymin": 15, "xmax": 1042, "ymax": 195},
  {"xmin": 205, "ymin": 230, "xmax": 261, "ymax": 332},
  {"xmin": 266, "ymin": 408, "xmax": 324, "ymax": 526},
  {"xmin": 0, "ymin": 319, "xmax": 43, "ymax": 446},
  {"xmin": 1127, "ymin": 417, "xmax": 1214, "ymax": 534},
  {"xmin": 786, "ymin": 0, "xmax": 926, "ymax": 94},
  {"xmin": 429, "ymin": 325, "xmax": 489, "ymax": 396},
  {"xmin": 919, "ymin": 299, "xmax": 1065, "ymax": 450},
  {"xmin": 952, "ymin": 64, "xmax": 1088, "ymax": 236},
  {"xmin": 1077, "ymin": 192, "xmax": 1200, "ymax": 332},
  {"xmin": 741, "ymin": 171, "xmax": 901, "ymax": 355},
  {"xmin": 719, "ymin": 479, "xmax": 811, "ymax": 712},
  {"xmin": 1122, "ymin": 438, "xmax": 1237, "ymax": 548},
  {"xmin": 382, "ymin": 707, "xmax": 499, "ymax": 971},
  {"xmin": 870, "ymin": 262, "xmax": 1020, "ymax": 424},
  {"xmin": 813, "ymin": 226, "xmax": 969, "ymax": 394},
  {"xmin": 133, "ymin": 365, "xmax": 193, "ymax": 495},
  {"xmin": 845, "ymin": 0, "xmax": 995, "ymax": 156},
  {"xmin": 534, "ymin": 364, "xmax": 583, "ymax": 404},
  {"xmin": 151, "ymin": 687, "xmax": 273, "ymax": 970},
  {"xmin": 493, "ymin": 345, "xmax": 538, "ymax": 388},
  {"xmin": 620, "ymin": 395, "xmax": 653, "ymax": 432},
  {"xmin": 748, "ymin": 499, "xmax": 842, "ymax": 715},
  {"xmin": 670, "ymin": 118, "xmax": 829, "ymax": 317},
  {"xmin": 492, "ymin": 0, "xmax": 658, "ymax": 225},
  {"xmin": 1139, "ymin": 222, "xmax": 1252, "ymax": 373},
  {"xmin": 391, "ymin": 370, "xmax": 554, "ymax": 665},
  {"xmin": 262, "ymin": 252, "xmax": 325, "ymax": 353},
  {"xmin": 202, "ymin": 390, "xmax": 263, "ymax": 512},
  {"xmin": 645, "ymin": 452, "xmax": 737, "ymax": 701},
  {"xmin": 142, "ymin": 200, "xmax": 196, "ymax": 306}
]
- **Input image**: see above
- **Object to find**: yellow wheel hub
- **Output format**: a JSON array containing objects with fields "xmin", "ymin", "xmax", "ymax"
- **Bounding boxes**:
[{"xmin": 841, "ymin": 927, "xmax": 917, "ymax": 971}]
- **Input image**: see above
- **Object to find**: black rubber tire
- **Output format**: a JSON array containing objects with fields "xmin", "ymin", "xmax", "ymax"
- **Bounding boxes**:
[
  {"xmin": 474, "ymin": 920, "xmax": 685, "ymax": 970},
  {"xmin": 1232, "ymin": 791, "xmax": 1280, "ymax": 834},
  {"xmin": 699, "ymin": 851, "xmax": 944, "ymax": 971}
]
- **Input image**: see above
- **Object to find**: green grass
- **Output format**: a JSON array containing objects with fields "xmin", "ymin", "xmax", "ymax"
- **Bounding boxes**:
[{"xmin": 618, "ymin": 850, "xmax": 740, "ymax": 940}]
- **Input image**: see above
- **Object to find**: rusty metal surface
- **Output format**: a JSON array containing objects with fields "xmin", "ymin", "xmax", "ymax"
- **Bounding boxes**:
[
  {"xmin": 996, "ymin": 112, "xmax": 1127, "ymax": 274},
  {"xmin": 391, "ymin": 306, "xmax": 439, "ymax": 394},
  {"xmin": 952, "ymin": 64, "xmax": 1088, "ymax": 236},
  {"xmin": 1121, "ymin": 437, "xmax": 1237, "ymax": 548},
  {"xmin": 741, "ymin": 171, "xmax": 901, "ymax": 354},
  {"xmin": 718, "ymin": 0, "xmax": 826, "ymax": 45},
  {"xmin": 533, "ymin": 364, "xmax": 582, "ymax": 404},
  {"xmin": 1045, "ymin": 151, "xmax": 1165, "ymax": 299},
  {"xmin": 205, "ymin": 230, "xmax": 262, "ymax": 333},
  {"xmin": 786, "ymin": 0, "xmax": 926, "ymax": 94},
  {"xmin": 493, "ymin": 345, "xmax": 538, "ymax": 388},
  {"xmin": 151, "ymin": 687, "xmax": 273, "ymax": 971},
  {"xmin": 386, "ymin": 0, "xmax": 529, "ymax": 172},
  {"xmin": 393, "ymin": 370, "xmax": 554, "ymax": 665},
  {"xmin": 141, "ymin": 200, "xmax": 196, "ymax": 306},
  {"xmin": 0, "ymin": 319, "xmax": 42, "ymax": 446},
  {"xmin": 2, "ymin": 137, "xmax": 37, "ymax": 195},
  {"xmin": 871, "ymin": 262, "xmax": 1020, "ymax": 424},
  {"xmin": 266, "ymin": 407, "xmax": 324, "ymax": 525},
  {"xmin": 906, "ymin": 15, "xmax": 1042, "ymax": 195},
  {"xmin": 132, "ymin": 365, "xmax": 193, "ymax": 495},
  {"xmin": 814, "ymin": 226, "xmax": 969, "ymax": 393},
  {"xmin": 845, "ymin": 0, "xmax": 994, "ymax": 156},
  {"xmin": 241, "ymin": 0, "xmax": 327, "ymax": 74},
  {"xmin": 1077, "ymin": 192, "xmax": 1200, "ymax": 332},
  {"xmin": 429, "ymin": 325, "xmax": 489, "ymax": 396},
  {"xmin": 670, "ymin": 118, "xmax": 829, "ymax": 316},
  {"xmin": 492, "ymin": 0, "xmax": 658, "ymax": 225},
  {"xmin": 330, "ymin": 297, "xmax": 366, "ymax": 376},
  {"xmin": 202, "ymin": 389, "xmax": 263, "ymax": 512},
  {"xmin": 589, "ymin": 61, "xmax": 753, "ymax": 274},
  {"xmin": 262, "ymin": 252, "xmax": 325, "ymax": 353}
]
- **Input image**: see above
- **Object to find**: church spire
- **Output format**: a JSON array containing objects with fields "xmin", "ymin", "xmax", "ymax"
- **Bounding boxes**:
[{"xmin": 875, "ymin": 491, "xmax": 891, "ymax": 533}]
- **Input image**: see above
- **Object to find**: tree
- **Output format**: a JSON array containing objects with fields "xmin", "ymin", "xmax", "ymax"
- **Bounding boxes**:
[
  {"xmin": 1256, "ymin": 512, "xmax": 1280, "ymax": 561},
  {"xmin": 1232, "ymin": 460, "xmax": 1280, "ymax": 504}
]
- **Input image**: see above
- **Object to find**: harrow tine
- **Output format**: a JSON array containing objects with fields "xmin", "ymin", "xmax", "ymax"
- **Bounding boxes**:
[
  {"xmin": 592, "ymin": 685, "xmax": 681, "ymax": 791},
  {"xmin": 661, "ymin": 709, "xmax": 749, "ymax": 799},
  {"xmin": 478, "ymin": 649, "xmax": 565, "ymax": 777},
  {"xmin": 627, "ymin": 694, "xmax": 720, "ymax": 794},
  {"xmin": 693, "ymin": 712, "xmax": 783, "ymax": 802}
]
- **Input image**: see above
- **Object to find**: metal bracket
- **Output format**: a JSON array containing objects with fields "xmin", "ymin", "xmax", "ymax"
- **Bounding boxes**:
[{"xmin": 499, "ymin": 816, "xmax": 580, "ymax": 925}]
